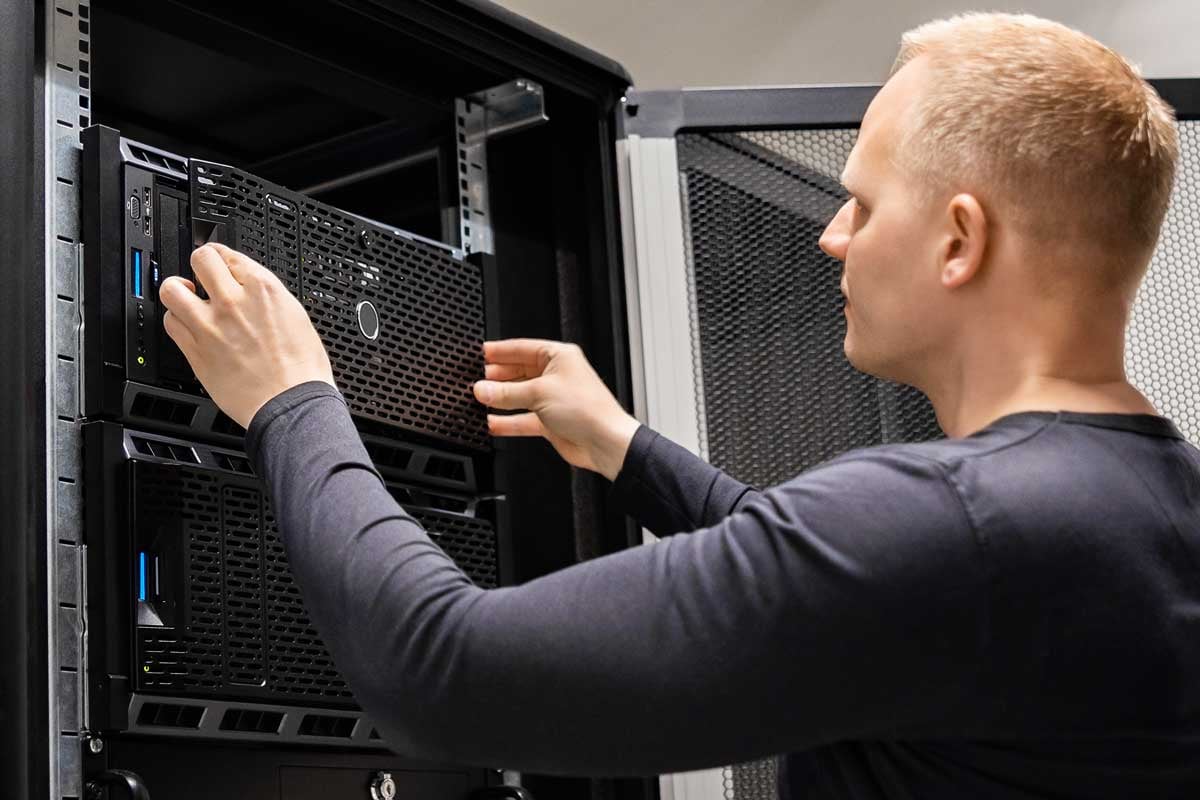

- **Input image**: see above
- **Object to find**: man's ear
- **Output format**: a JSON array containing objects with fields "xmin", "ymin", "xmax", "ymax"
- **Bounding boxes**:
[{"xmin": 940, "ymin": 193, "xmax": 987, "ymax": 289}]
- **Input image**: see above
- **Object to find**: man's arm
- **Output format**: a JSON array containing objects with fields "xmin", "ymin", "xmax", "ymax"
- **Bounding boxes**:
[
  {"xmin": 473, "ymin": 339, "xmax": 760, "ymax": 537},
  {"xmin": 248, "ymin": 381, "xmax": 988, "ymax": 777},
  {"xmin": 609, "ymin": 424, "xmax": 762, "ymax": 536}
]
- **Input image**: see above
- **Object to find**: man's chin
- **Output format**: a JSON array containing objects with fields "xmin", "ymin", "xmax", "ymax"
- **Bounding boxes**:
[{"xmin": 843, "ymin": 340, "xmax": 889, "ymax": 381}]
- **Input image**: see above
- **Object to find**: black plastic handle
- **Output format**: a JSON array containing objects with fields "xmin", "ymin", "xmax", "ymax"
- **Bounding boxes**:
[{"xmin": 85, "ymin": 769, "xmax": 151, "ymax": 800}]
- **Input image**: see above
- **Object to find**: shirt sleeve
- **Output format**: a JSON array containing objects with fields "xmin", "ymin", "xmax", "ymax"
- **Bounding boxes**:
[
  {"xmin": 609, "ymin": 424, "xmax": 762, "ymax": 536},
  {"xmin": 247, "ymin": 382, "xmax": 989, "ymax": 777}
]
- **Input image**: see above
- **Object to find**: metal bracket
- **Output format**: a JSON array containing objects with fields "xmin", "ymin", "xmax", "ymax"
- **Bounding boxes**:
[
  {"xmin": 455, "ymin": 79, "xmax": 549, "ymax": 256},
  {"xmin": 45, "ymin": 1, "xmax": 92, "ymax": 798}
]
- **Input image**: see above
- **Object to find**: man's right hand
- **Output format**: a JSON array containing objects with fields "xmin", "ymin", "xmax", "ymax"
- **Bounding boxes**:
[{"xmin": 472, "ymin": 339, "xmax": 641, "ymax": 481}]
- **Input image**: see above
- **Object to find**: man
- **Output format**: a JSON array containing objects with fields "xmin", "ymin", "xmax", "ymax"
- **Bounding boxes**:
[{"xmin": 158, "ymin": 12, "xmax": 1200, "ymax": 799}]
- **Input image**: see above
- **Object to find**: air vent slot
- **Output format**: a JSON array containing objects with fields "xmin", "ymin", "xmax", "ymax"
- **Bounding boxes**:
[
  {"xmin": 136, "ymin": 702, "xmax": 204, "ymax": 728},
  {"xmin": 297, "ymin": 713, "xmax": 357, "ymax": 739},
  {"xmin": 364, "ymin": 440, "xmax": 413, "ymax": 471},
  {"xmin": 425, "ymin": 455, "xmax": 466, "ymax": 483},
  {"xmin": 219, "ymin": 707, "xmax": 284, "ymax": 734},
  {"xmin": 130, "ymin": 392, "xmax": 198, "ymax": 426},
  {"xmin": 211, "ymin": 411, "xmax": 246, "ymax": 437},
  {"xmin": 129, "ymin": 143, "xmax": 187, "ymax": 174},
  {"xmin": 214, "ymin": 452, "xmax": 254, "ymax": 475},
  {"xmin": 427, "ymin": 494, "xmax": 470, "ymax": 514},
  {"xmin": 131, "ymin": 436, "xmax": 200, "ymax": 464}
]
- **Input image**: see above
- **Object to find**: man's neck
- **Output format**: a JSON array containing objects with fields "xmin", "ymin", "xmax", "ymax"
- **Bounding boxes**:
[
  {"xmin": 920, "ymin": 330, "xmax": 1156, "ymax": 438},
  {"xmin": 931, "ymin": 377, "xmax": 1159, "ymax": 439}
]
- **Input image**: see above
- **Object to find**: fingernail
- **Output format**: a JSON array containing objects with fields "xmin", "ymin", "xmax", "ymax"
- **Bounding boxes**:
[{"xmin": 474, "ymin": 381, "xmax": 492, "ymax": 404}]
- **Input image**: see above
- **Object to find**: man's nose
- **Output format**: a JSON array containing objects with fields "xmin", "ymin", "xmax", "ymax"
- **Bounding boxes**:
[{"xmin": 819, "ymin": 200, "xmax": 853, "ymax": 261}]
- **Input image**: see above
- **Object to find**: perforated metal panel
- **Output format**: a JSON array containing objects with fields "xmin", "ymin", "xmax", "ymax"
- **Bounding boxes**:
[
  {"xmin": 1127, "ymin": 119, "xmax": 1200, "ymax": 444},
  {"xmin": 136, "ymin": 465, "xmax": 225, "ymax": 692},
  {"xmin": 677, "ymin": 130, "xmax": 941, "ymax": 490},
  {"xmin": 191, "ymin": 160, "xmax": 489, "ymax": 450},
  {"xmin": 132, "ymin": 460, "xmax": 498, "ymax": 705}
]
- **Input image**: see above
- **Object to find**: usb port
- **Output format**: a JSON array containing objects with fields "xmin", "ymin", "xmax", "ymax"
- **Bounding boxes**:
[{"xmin": 131, "ymin": 248, "xmax": 143, "ymax": 298}]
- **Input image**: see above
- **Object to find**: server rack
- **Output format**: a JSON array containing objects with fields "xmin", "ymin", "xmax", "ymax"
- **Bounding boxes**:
[
  {"xmin": 8, "ymin": 2, "xmax": 641, "ymax": 799},
  {"xmin": 5, "ymin": 3, "xmax": 1200, "ymax": 800}
]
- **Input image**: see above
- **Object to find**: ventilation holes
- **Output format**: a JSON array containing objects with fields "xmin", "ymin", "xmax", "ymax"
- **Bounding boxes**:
[
  {"xmin": 131, "ymin": 463, "xmax": 499, "ymax": 702},
  {"xmin": 136, "ymin": 702, "xmax": 204, "ymax": 729},
  {"xmin": 211, "ymin": 411, "xmax": 246, "ymax": 438},
  {"xmin": 214, "ymin": 452, "xmax": 254, "ymax": 475},
  {"xmin": 131, "ymin": 435, "xmax": 200, "ymax": 464},
  {"xmin": 127, "ymin": 144, "xmax": 186, "ymax": 174},
  {"xmin": 219, "ymin": 707, "xmax": 284, "ymax": 734},
  {"xmin": 297, "ymin": 713, "xmax": 357, "ymax": 738},
  {"xmin": 364, "ymin": 440, "xmax": 414, "ymax": 471},
  {"xmin": 129, "ymin": 392, "xmax": 198, "ymax": 426},
  {"xmin": 189, "ymin": 158, "xmax": 488, "ymax": 448},
  {"xmin": 425, "ymin": 455, "xmax": 467, "ymax": 483},
  {"xmin": 426, "ymin": 494, "xmax": 470, "ymax": 514}
]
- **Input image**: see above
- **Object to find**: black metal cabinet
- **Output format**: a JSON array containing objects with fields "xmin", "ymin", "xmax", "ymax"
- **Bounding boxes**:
[{"xmin": 6, "ymin": 2, "xmax": 1199, "ymax": 800}]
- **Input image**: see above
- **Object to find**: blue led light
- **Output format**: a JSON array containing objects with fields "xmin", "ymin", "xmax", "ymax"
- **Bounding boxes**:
[
  {"xmin": 139, "ymin": 551, "xmax": 147, "ymax": 602},
  {"xmin": 132, "ymin": 248, "xmax": 143, "ymax": 298}
]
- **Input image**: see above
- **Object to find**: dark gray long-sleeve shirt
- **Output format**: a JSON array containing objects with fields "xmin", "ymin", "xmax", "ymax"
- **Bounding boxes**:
[{"xmin": 245, "ymin": 381, "xmax": 1200, "ymax": 798}]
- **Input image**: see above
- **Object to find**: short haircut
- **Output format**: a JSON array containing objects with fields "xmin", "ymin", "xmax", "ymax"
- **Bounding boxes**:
[{"xmin": 891, "ymin": 13, "xmax": 1178, "ymax": 271}]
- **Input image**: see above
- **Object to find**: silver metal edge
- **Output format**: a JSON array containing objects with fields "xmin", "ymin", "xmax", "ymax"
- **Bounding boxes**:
[
  {"xmin": 456, "ymin": 79, "xmax": 549, "ymax": 257},
  {"xmin": 619, "ymin": 136, "xmax": 704, "ymax": 457},
  {"xmin": 616, "ymin": 132, "xmax": 723, "ymax": 800},
  {"xmin": 45, "ymin": 1, "xmax": 91, "ymax": 797}
]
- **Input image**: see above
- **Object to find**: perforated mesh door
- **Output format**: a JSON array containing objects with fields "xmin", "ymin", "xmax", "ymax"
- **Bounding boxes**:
[
  {"xmin": 1127, "ymin": 120, "xmax": 1200, "ymax": 444},
  {"xmin": 677, "ymin": 130, "xmax": 941, "ymax": 486},
  {"xmin": 191, "ymin": 160, "xmax": 488, "ymax": 450},
  {"xmin": 132, "ymin": 459, "xmax": 499, "ymax": 705}
]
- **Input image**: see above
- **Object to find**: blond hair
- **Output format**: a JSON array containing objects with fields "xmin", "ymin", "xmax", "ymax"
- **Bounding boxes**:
[{"xmin": 890, "ymin": 13, "xmax": 1178, "ymax": 271}]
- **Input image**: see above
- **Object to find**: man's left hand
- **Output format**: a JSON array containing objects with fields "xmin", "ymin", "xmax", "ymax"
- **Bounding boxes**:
[{"xmin": 159, "ymin": 242, "xmax": 336, "ymax": 429}]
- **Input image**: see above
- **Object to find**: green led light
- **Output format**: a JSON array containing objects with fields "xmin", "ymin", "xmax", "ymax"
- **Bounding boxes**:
[{"xmin": 136, "ymin": 355, "xmax": 145, "ymax": 365}]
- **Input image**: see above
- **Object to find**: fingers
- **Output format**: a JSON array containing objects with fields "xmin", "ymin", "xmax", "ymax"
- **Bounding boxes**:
[
  {"xmin": 158, "ymin": 276, "xmax": 209, "ymax": 332},
  {"xmin": 473, "ymin": 378, "xmax": 541, "ymax": 410},
  {"xmin": 190, "ymin": 243, "xmax": 243, "ymax": 302},
  {"xmin": 484, "ymin": 363, "xmax": 535, "ymax": 381},
  {"xmin": 205, "ymin": 242, "xmax": 271, "ymax": 288},
  {"xmin": 162, "ymin": 308, "xmax": 198, "ymax": 357},
  {"xmin": 486, "ymin": 412, "xmax": 545, "ymax": 438},
  {"xmin": 482, "ymin": 338, "xmax": 563, "ymax": 368}
]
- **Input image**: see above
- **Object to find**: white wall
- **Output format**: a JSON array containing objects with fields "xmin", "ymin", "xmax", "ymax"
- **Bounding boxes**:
[{"xmin": 491, "ymin": 0, "xmax": 1200, "ymax": 89}]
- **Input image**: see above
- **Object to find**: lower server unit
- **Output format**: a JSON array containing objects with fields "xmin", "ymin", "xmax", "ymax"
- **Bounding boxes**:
[
  {"xmin": 83, "ymin": 421, "xmax": 506, "ymax": 752},
  {"xmin": 86, "ymin": 739, "xmax": 494, "ymax": 800}
]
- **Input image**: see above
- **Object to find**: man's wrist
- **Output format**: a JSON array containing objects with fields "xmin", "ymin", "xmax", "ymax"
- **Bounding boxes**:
[{"xmin": 595, "ymin": 414, "xmax": 641, "ymax": 482}]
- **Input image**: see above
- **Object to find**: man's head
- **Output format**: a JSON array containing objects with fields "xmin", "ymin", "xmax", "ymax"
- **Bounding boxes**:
[{"xmin": 819, "ymin": 13, "xmax": 1178, "ymax": 390}]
